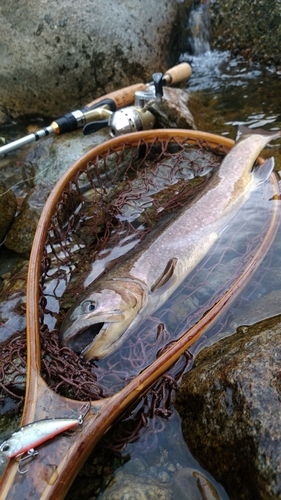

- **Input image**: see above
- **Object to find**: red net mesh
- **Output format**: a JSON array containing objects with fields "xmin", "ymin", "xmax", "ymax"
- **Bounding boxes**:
[{"xmin": 0, "ymin": 134, "xmax": 274, "ymax": 448}]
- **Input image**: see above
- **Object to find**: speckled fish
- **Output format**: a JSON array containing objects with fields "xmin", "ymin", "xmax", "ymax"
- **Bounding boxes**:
[
  {"xmin": 0, "ymin": 416, "xmax": 83, "ymax": 459},
  {"xmin": 59, "ymin": 127, "xmax": 280, "ymax": 360}
]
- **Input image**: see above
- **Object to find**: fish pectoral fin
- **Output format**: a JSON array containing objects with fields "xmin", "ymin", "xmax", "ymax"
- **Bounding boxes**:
[
  {"xmin": 151, "ymin": 258, "xmax": 178, "ymax": 293},
  {"xmin": 252, "ymin": 157, "xmax": 274, "ymax": 185}
]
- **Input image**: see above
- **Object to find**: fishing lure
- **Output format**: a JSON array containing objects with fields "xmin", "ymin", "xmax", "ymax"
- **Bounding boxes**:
[{"xmin": 0, "ymin": 403, "xmax": 90, "ymax": 473}]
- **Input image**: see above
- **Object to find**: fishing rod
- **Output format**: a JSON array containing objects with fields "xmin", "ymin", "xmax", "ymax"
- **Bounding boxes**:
[{"xmin": 0, "ymin": 62, "xmax": 192, "ymax": 156}]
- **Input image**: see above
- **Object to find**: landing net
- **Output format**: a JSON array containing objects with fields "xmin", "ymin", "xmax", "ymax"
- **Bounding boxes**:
[{"xmin": 0, "ymin": 131, "xmax": 276, "ymax": 448}]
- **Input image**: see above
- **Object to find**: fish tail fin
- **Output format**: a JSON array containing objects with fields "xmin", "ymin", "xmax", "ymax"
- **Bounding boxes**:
[
  {"xmin": 252, "ymin": 157, "xmax": 275, "ymax": 185},
  {"xmin": 237, "ymin": 125, "xmax": 281, "ymax": 141}
]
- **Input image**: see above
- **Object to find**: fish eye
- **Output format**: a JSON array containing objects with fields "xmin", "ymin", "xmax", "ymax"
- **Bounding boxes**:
[
  {"xmin": 82, "ymin": 301, "xmax": 96, "ymax": 313},
  {"xmin": 1, "ymin": 443, "xmax": 10, "ymax": 452}
]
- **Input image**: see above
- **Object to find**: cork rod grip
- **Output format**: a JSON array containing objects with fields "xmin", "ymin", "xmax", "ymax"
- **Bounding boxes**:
[
  {"xmin": 85, "ymin": 83, "xmax": 147, "ymax": 110},
  {"xmin": 163, "ymin": 62, "xmax": 192, "ymax": 85},
  {"xmin": 85, "ymin": 63, "xmax": 192, "ymax": 109}
]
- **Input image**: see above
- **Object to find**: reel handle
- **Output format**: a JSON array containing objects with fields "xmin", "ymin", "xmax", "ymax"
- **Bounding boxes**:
[{"xmin": 163, "ymin": 62, "xmax": 192, "ymax": 85}]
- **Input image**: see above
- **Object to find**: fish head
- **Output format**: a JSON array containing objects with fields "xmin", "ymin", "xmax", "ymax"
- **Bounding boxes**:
[{"xmin": 59, "ymin": 279, "xmax": 147, "ymax": 360}]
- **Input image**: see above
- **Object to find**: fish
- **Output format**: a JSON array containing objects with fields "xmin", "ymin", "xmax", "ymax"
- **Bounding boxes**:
[
  {"xmin": 0, "ymin": 416, "xmax": 83, "ymax": 459},
  {"xmin": 59, "ymin": 127, "xmax": 280, "ymax": 360}
]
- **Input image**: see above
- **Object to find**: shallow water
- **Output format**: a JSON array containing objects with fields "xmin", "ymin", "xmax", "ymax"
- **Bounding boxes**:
[
  {"xmin": 182, "ymin": 49, "xmax": 281, "ymax": 137},
  {"xmin": 1, "ymin": 42, "xmax": 281, "ymax": 500}
]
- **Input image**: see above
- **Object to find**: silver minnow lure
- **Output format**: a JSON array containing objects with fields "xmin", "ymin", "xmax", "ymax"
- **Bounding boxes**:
[
  {"xmin": 59, "ymin": 126, "xmax": 280, "ymax": 360},
  {"xmin": 0, "ymin": 416, "xmax": 83, "ymax": 459}
]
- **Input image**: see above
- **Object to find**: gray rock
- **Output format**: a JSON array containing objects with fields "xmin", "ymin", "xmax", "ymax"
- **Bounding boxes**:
[
  {"xmin": 0, "ymin": 0, "xmax": 184, "ymax": 121},
  {"xmin": 175, "ymin": 315, "xmax": 281, "ymax": 500}
]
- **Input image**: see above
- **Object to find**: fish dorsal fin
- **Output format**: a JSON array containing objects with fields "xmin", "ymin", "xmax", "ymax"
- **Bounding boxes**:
[
  {"xmin": 252, "ymin": 157, "xmax": 274, "ymax": 185},
  {"xmin": 151, "ymin": 258, "xmax": 178, "ymax": 293}
]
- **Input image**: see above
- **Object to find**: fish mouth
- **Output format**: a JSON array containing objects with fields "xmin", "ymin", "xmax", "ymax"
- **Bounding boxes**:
[{"xmin": 67, "ymin": 323, "xmax": 105, "ymax": 353}]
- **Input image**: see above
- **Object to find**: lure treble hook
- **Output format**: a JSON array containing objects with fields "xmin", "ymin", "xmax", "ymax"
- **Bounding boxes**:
[{"xmin": 16, "ymin": 448, "xmax": 39, "ymax": 475}]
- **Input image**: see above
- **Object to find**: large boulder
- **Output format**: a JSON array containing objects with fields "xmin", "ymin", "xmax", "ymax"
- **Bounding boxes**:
[
  {"xmin": 175, "ymin": 315, "xmax": 281, "ymax": 499},
  {"xmin": 0, "ymin": 0, "xmax": 191, "ymax": 122},
  {"xmin": 209, "ymin": 0, "xmax": 281, "ymax": 67}
]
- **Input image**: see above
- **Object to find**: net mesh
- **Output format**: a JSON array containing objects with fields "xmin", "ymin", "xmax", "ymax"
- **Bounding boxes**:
[{"xmin": 0, "ymin": 134, "xmax": 274, "ymax": 448}]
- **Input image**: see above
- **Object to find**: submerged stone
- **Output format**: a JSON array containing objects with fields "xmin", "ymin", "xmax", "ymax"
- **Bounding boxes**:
[
  {"xmin": 100, "ymin": 471, "xmax": 172, "ymax": 500},
  {"xmin": 172, "ymin": 467, "xmax": 221, "ymax": 500},
  {"xmin": 4, "ymin": 183, "xmax": 52, "ymax": 254},
  {"xmin": 0, "ymin": 181, "xmax": 17, "ymax": 243},
  {"xmin": 175, "ymin": 315, "xmax": 281, "ymax": 500}
]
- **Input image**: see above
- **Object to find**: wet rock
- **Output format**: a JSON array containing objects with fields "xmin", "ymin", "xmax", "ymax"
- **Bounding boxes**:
[
  {"xmin": 100, "ymin": 470, "xmax": 172, "ymax": 500},
  {"xmin": 209, "ymin": 0, "xmax": 281, "ymax": 67},
  {"xmin": 0, "ymin": 0, "xmax": 183, "ymax": 121},
  {"xmin": 0, "ymin": 181, "xmax": 17, "ymax": 243},
  {"xmin": 3, "ymin": 127, "xmax": 110, "ymax": 255},
  {"xmin": 173, "ymin": 0, "xmax": 197, "ymax": 55},
  {"xmin": 23, "ymin": 127, "xmax": 110, "ymax": 185},
  {"xmin": 175, "ymin": 315, "xmax": 281, "ymax": 500},
  {"xmin": 99, "ymin": 451, "xmax": 175, "ymax": 499},
  {"xmin": 172, "ymin": 467, "xmax": 220, "ymax": 500},
  {"xmin": 150, "ymin": 87, "xmax": 196, "ymax": 130},
  {"xmin": 0, "ymin": 353, "xmax": 26, "ymax": 396},
  {"xmin": 0, "ymin": 251, "xmax": 28, "ymax": 341},
  {"xmin": 229, "ymin": 289, "xmax": 281, "ymax": 331},
  {"xmin": 4, "ymin": 183, "xmax": 52, "ymax": 254},
  {"xmin": 98, "ymin": 446, "xmax": 224, "ymax": 500},
  {"xmin": 150, "ymin": 87, "xmax": 210, "ymax": 131}
]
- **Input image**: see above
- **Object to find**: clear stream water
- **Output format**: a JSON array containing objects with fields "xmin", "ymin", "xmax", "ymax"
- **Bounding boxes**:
[
  {"xmin": 90, "ymin": 12, "xmax": 281, "ymax": 498},
  {"xmin": 68, "ymin": 44, "xmax": 281, "ymax": 500},
  {"xmin": 1, "ymin": 3, "xmax": 281, "ymax": 499},
  {"xmin": 96, "ymin": 50, "xmax": 281, "ymax": 498}
]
